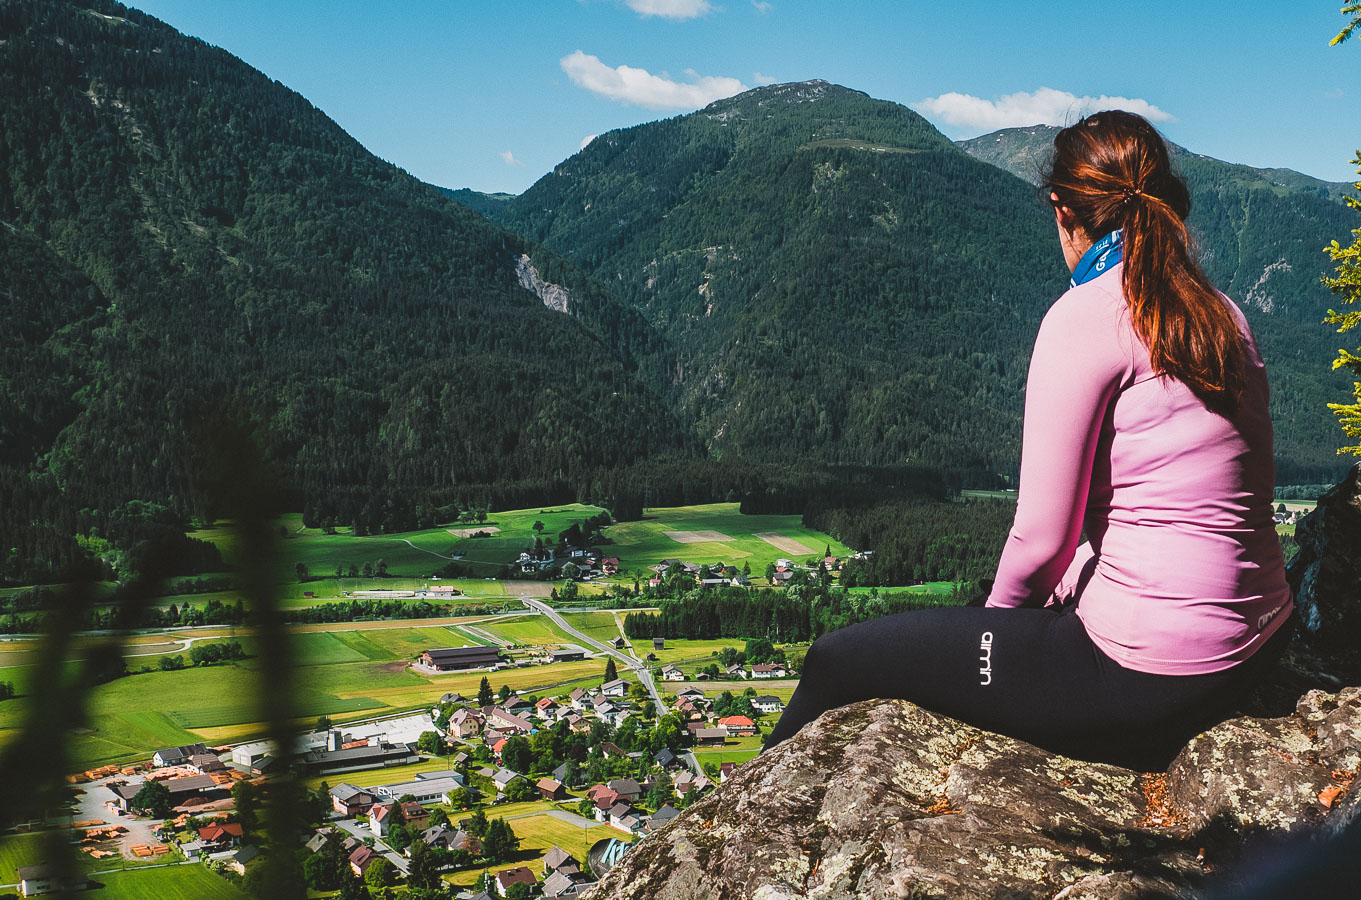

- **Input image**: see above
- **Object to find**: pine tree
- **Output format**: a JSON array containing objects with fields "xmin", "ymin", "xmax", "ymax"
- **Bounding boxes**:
[
  {"xmin": 604, "ymin": 657, "xmax": 618, "ymax": 682},
  {"xmin": 477, "ymin": 676, "xmax": 494, "ymax": 706}
]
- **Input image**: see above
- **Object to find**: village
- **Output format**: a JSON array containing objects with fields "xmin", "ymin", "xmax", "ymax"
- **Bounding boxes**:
[
  {"xmin": 10, "ymin": 622, "xmax": 795, "ymax": 899},
  {"xmin": 0, "ymin": 503, "xmax": 867, "ymax": 897}
]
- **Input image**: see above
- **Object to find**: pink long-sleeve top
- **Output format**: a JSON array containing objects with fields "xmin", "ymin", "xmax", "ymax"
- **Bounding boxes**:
[{"xmin": 986, "ymin": 262, "xmax": 1293, "ymax": 675}]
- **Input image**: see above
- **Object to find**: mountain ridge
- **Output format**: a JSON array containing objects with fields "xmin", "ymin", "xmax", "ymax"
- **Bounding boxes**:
[
  {"xmin": 488, "ymin": 81, "xmax": 1353, "ymax": 486},
  {"xmin": 0, "ymin": 0, "xmax": 696, "ymax": 581},
  {"xmin": 959, "ymin": 123, "xmax": 1354, "ymax": 201}
]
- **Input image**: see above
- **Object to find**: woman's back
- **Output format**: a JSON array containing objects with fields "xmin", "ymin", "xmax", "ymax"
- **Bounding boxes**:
[{"xmin": 1045, "ymin": 263, "xmax": 1292, "ymax": 673}]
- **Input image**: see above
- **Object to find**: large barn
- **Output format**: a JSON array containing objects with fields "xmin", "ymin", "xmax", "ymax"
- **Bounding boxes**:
[{"xmin": 418, "ymin": 646, "xmax": 504, "ymax": 672}]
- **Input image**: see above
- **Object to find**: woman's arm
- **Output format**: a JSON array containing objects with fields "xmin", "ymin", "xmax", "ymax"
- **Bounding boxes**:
[{"xmin": 986, "ymin": 288, "xmax": 1128, "ymax": 608}]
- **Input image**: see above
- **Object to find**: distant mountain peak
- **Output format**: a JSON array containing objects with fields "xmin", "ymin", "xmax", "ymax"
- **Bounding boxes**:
[
  {"xmin": 959, "ymin": 125, "xmax": 1354, "ymax": 203},
  {"xmin": 704, "ymin": 79, "xmax": 865, "ymax": 114}
]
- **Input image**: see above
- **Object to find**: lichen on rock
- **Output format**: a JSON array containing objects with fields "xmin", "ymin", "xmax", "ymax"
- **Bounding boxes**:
[{"xmin": 592, "ymin": 692, "xmax": 1361, "ymax": 899}]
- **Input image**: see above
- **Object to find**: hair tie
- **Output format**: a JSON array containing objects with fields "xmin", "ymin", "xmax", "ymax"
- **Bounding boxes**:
[{"xmin": 1120, "ymin": 187, "xmax": 1145, "ymax": 209}]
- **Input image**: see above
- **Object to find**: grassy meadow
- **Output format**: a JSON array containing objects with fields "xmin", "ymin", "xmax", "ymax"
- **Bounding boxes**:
[
  {"xmin": 601, "ymin": 503, "xmax": 852, "ymax": 582},
  {"xmin": 0, "ymin": 611, "xmax": 618, "ymax": 769},
  {"xmin": 87, "ymin": 865, "xmax": 250, "ymax": 900},
  {"xmin": 195, "ymin": 505, "xmax": 609, "ymax": 583}
]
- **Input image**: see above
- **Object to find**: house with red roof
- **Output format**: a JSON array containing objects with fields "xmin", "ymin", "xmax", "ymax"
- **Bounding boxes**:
[
  {"xmin": 717, "ymin": 715, "xmax": 757, "ymax": 736},
  {"xmin": 197, "ymin": 822, "xmax": 243, "ymax": 848}
]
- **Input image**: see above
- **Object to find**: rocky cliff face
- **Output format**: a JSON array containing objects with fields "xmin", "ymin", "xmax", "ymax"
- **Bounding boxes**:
[
  {"xmin": 594, "ymin": 469, "xmax": 1361, "ymax": 899},
  {"xmin": 516, "ymin": 253, "xmax": 572, "ymax": 313}
]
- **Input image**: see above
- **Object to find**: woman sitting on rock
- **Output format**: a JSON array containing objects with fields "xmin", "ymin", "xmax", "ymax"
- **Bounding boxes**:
[{"xmin": 764, "ymin": 110, "xmax": 1294, "ymax": 768}]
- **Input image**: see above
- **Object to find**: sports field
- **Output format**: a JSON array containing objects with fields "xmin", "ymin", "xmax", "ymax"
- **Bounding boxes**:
[{"xmin": 602, "ymin": 503, "xmax": 851, "ymax": 580}]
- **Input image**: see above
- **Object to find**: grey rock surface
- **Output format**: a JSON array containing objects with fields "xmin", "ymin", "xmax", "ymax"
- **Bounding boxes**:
[
  {"xmin": 1286, "ymin": 461, "xmax": 1361, "ymax": 654},
  {"xmin": 592, "ymin": 693, "xmax": 1360, "ymax": 899}
]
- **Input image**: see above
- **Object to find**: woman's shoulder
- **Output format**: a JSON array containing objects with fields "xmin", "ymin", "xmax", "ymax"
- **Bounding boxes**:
[
  {"xmin": 1035, "ymin": 266, "xmax": 1139, "ymax": 380},
  {"xmin": 1042, "ymin": 266, "xmax": 1129, "ymax": 335}
]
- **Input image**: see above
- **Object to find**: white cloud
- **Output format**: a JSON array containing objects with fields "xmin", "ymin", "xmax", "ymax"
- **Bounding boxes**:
[
  {"xmin": 499, "ymin": 150, "xmax": 526, "ymax": 167},
  {"xmin": 915, "ymin": 87, "xmax": 1174, "ymax": 135},
  {"xmin": 623, "ymin": 0, "xmax": 712, "ymax": 19},
  {"xmin": 560, "ymin": 50, "xmax": 748, "ymax": 110},
  {"xmin": 753, "ymin": 72, "xmax": 776, "ymax": 85},
  {"xmin": 751, "ymin": 0, "xmax": 773, "ymax": 11},
  {"xmin": 580, "ymin": 133, "xmax": 599, "ymax": 150}
]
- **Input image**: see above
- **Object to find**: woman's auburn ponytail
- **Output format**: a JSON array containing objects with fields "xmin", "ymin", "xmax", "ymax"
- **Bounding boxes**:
[
  {"xmin": 1047, "ymin": 111, "xmax": 1248, "ymax": 416},
  {"xmin": 1121, "ymin": 193, "xmax": 1247, "ymax": 416}
]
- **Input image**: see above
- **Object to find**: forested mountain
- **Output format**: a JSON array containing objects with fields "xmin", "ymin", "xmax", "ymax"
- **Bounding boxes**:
[
  {"xmin": 489, "ymin": 84, "xmax": 1354, "ymax": 488},
  {"xmin": 438, "ymin": 187, "xmax": 515, "ymax": 219},
  {"xmin": 960, "ymin": 126, "xmax": 1357, "ymax": 482},
  {"xmin": 0, "ymin": 0, "xmax": 696, "ymax": 582},
  {"xmin": 3, "ymin": 2, "xmax": 1352, "ymax": 587},
  {"xmin": 494, "ymin": 81, "xmax": 1071, "ymax": 487}
]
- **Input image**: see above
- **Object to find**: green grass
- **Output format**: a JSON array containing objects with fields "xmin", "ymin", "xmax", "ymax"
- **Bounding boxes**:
[
  {"xmin": 0, "ymin": 612, "xmax": 613, "ymax": 771},
  {"xmin": 288, "ymin": 632, "xmax": 369, "ymax": 665},
  {"xmin": 193, "ymin": 505, "xmax": 607, "ymax": 582},
  {"xmin": 959, "ymin": 489, "xmax": 1018, "ymax": 501},
  {"xmin": 601, "ymin": 502, "xmax": 851, "ymax": 581},
  {"xmin": 88, "ymin": 864, "xmax": 250, "ymax": 900},
  {"xmin": 560, "ymin": 612, "xmax": 625, "ymax": 645},
  {"xmin": 0, "ymin": 831, "xmax": 46, "ymax": 883},
  {"xmin": 693, "ymin": 748, "xmax": 762, "ymax": 767},
  {"xmin": 643, "ymin": 639, "xmax": 746, "ymax": 667},
  {"xmin": 843, "ymin": 582, "xmax": 956, "ymax": 595},
  {"xmin": 444, "ymin": 808, "xmax": 631, "ymax": 890},
  {"xmin": 478, "ymin": 616, "xmax": 578, "ymax": 647}
]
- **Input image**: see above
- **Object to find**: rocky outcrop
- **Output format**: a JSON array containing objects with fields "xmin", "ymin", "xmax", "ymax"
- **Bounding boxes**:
[
  {"xmin": 1286, "ymin": 461, "xmax": 1361, "ymax": 656},
  {"xmin": 594, "ymin": 694, "xmax": 1360, "ymax": 899},
  {"xmin": 515, "ymin": 253, "xmax": 571, "ymax": 313},
  {"xmin": 592, "ymin": 472, "xmax": 1361, "ymax": 898}
]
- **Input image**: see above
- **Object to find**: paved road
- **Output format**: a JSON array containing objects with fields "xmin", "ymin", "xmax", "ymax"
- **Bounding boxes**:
[
  {"xmin": 521, "ymin": 598, "xmax": 700, "ymax": 777},
  {"xmin": 331, "ymin": 817, "xmax": 410, "ymax": 874}
]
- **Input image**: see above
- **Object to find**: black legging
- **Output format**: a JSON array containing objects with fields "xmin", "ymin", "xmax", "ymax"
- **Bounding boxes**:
[{"xmin": 763, "ymin": 602, "xmax": 1292, "ymax": 770}]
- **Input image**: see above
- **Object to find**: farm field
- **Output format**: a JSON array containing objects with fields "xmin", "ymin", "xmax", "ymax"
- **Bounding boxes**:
[
  {"xmin": 192, "ymin": 506, "xmax": 607, "ymax": 583},
  {"xmin": 0, "ymin": 612, "xmax": 615, "ymax": 769},
  {"xmin": 643, "ymin": 639, "xmax": 748, "ymax": 667},
  {"xmin": 0, "ymin": 830, "xmax": 46, "ymax": 883},
  {"xmin": 87, "ymin": 864, "xmax": 250, "ymax": 900},
  {"xmin": 478, "ymin": 615, "xmax": 580, "ymax": 648},
  {"xmin": 559, "ymin": 611, "xmax": 626, "ymax": 646},
  {"xmin": 600, "ymin": 503, "xmax": 851, "ymax": 580}
]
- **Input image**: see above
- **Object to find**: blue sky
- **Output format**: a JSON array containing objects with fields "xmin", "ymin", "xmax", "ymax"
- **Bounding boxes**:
[{"xmin": 129, "ymin": 0, "xmax": 1359, "ymax": 193}]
